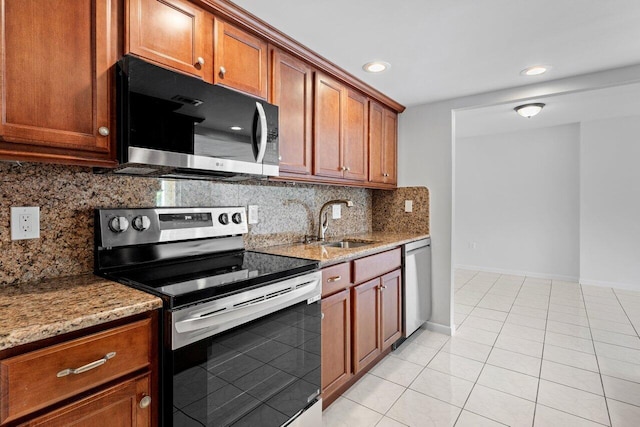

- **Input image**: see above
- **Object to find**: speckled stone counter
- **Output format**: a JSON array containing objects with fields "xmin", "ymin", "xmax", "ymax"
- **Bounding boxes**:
[
  {"xmin": 0, "ymin": 274, "xmax": 162, "ymax": 351},
  {"xmin": 256, "ymin": 232, "xmax": 429, "ymax": 267}
]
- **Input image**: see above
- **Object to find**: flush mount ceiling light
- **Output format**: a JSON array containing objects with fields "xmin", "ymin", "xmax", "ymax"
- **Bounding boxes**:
[
  {"xmin": 362, "ymin": 61, "xmax": 390, "ymax": 73},
  {"xmin": 514, "ymin": 103, "xmax": 545, "ymax": 118},
  {"xmin": 520, "ymin": 65, "xmax": 550, "ymax": 76},
  {"xmin": 230, "ymin": 126, "xmax": 242, "ymax": 131}
]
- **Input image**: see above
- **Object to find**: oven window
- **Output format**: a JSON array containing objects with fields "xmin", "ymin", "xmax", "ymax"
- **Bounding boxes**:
[{"xmin": 171, "ymin": 300, "xmax": 321, "ymax": 426}]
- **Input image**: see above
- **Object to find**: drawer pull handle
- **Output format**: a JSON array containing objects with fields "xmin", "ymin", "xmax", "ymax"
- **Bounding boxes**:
[
  {"xmin": 56, "ymin": 352, "xmax": 116, "ymax": 378},
  {"xmin": 327, "ymin": 276, "xmax": 341, "ymax": 283},
  {"xmin": 139, "ymin": 395, "xmax": 152, "ymax": 409}
]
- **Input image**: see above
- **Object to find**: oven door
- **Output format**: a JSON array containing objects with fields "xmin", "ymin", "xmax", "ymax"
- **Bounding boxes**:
[{"xmin": 166, "ymin": 273, "xmax": 322, "ymax": 426}]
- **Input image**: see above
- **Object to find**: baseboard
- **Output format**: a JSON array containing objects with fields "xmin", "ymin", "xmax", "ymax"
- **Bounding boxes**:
[
  {"xmin": 579, "ymin": 278, "xmax": 640, "ymax": 292},
  {"xmin": 425, "ymin": 321, "xmax": 455, "ymax": 336},
  {"xmin": 454, "ymin": 264, "xmax": 579, "ymax": 282}
]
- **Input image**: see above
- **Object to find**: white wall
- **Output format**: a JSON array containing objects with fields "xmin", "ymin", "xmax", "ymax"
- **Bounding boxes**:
[
  {"xmin": 398, "ymin": 64, "xmax": 640, "ymax": 333},
  {"xmin": 399, "ymin": 103, "xmax": 455, "ymax": 333},
  {"xmin": 455, "ymin": 124, "xmax": 580, "ymax": 279},
  {"xmin": 580, "ymin": 115, "xmax": 640, "ymax": 289}
]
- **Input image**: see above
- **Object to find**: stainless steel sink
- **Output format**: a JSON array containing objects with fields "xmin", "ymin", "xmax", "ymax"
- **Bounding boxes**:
[{"xmin": 320, "ymin": 240, "xmax": 377, "ymax": 249}]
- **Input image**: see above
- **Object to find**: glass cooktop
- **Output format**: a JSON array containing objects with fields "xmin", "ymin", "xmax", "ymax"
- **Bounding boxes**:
[{"xmin": 106, "ymin": 251, "xmax": 318, "ymax": 309}]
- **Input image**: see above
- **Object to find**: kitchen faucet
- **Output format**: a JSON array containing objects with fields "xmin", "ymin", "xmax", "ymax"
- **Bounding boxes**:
[{"xmin": 317, "ymin": 199, "xmax": 354, "ymax": 241}]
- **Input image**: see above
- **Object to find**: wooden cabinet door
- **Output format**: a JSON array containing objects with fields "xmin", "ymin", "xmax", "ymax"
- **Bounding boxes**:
[
  {"xmin": 368, "ymin": 101, "xmax": 397, "ymax": 185},
  {"xmin": 321, "ymin": 289, "xmax": 351, "ymax": 399},
  {"xmin": 127, "ymin": 0, "xmax": 213, "ymax": 82},
  {"xmin": 368, "ymin": 101, "xmax": 385, "ymax": 183},
  {"xmin": 214, "ymin": 19, "xmax": 268, "ymax": 98},
  {"xmin": 352, "ymin": 278, "xmax": 381, "ymax": 373},
  {"xmin": 380, "ymin": 269, "xmax": 402, "ymax": 350},
  {"xmin": 343, "ymin": 90, "xmax": 368, "ymax": 181},
  {"xmin": 0, "ymin": 0, "xmax": 117, "ymax": 166},
  {"xmin": 21, "ymin": 374, "xmax": 152, "ymax": 426},
  {"xmin": 383, "ymin": 108, "xmax": 398, "ymax": 185},
  {"xmin": 314, "ymin": 73, "xmax": 344, "ymax": 179},
  {"xmin": 271, "ymin": 48, "xmax": 313, "ymax": 175}
]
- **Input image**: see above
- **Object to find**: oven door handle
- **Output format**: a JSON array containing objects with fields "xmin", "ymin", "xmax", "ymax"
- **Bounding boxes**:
[{"xmin": 174, "ymin": 279, "xmax": 318, "ymax": 334}]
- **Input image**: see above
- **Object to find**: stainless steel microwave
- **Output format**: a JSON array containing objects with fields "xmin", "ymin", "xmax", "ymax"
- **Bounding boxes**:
[{"xmin": 111, "ymin": 55, "xmax": 279, "ymax": 180}]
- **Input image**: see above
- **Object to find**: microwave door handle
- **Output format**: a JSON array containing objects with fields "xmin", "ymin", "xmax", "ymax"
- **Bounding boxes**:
[{"xmin": 255, "ymin": 102, "xmax": 268, "ymax": 163}]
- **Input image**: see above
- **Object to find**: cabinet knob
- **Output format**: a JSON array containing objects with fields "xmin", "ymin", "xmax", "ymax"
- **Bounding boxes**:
[
  {"xmin": 383, "ymin": 173, "xmax": 389, "ymax": 177},
  {"xmin": 195, "ymin": 56, "xmax": 205, "ymax": 69},
  {"xmin": 321, "ymin": 312, "xmax": 325, "ymax": 320},
  {"xmin": 340, "ymin": 166, "xmax": 346, "ymax": 171},
  {"xmin": 219, "ymin": 66, "xmax": 226, "ymax": 78},
  {"xmin": 98, "ymin": 126, "xmax": 110, "ymax": 137},
  {"xmin": 139, "ymin": 395, "xmax": 152, "ymax": 409},
  {"xmin": 346, "ymin": 167, "xmax": 351, "ymax": 172}
]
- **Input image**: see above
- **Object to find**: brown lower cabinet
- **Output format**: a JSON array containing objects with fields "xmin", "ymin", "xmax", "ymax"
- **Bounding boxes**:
[
  {"xmin": 353, "ymin": 269, "xmax": 402, "ymax": 373},
  {"xmin": 321, "ymin": 289, "xmax": 351, "ymax": 399},
  {"xmin": 18, "ymin": 373, "xmax": 151, "ymax": 427},
  {"xmin": 0, "ymin": 312, "xmax": 158, "ymax": 426},
  {"xmin": 321, "ymin": 250, "xmax": 402, "ymax": 406}
]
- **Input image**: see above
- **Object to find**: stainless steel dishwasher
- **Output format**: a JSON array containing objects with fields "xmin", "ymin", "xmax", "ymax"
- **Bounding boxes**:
[{"xmin": 402, "ymin": 238, "xmax": 432, "ymax": 338}]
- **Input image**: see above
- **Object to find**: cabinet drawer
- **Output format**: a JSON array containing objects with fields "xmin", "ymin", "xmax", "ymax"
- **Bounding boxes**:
[
  {"xmin": 321, "ymin": 263, "xmax": 352, "ymax": 297},
  {"xmin": 353, "ymin": 248, "xmax": 401, "ymax": 284},
  {"xmin": 0, "ymin": 319, "xmax": 152, "ymax": 424}
]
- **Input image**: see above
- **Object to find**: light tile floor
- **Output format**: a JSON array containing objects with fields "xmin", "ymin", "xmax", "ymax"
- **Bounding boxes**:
[{"xmin": 321, "ymin": 269, "xmax": 640, "ymax": 426}]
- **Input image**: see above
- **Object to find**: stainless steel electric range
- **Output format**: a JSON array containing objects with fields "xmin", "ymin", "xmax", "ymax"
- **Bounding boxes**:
[{"xmin": 94, "ymin": 207, "xmax": 322, "ymax": 427}]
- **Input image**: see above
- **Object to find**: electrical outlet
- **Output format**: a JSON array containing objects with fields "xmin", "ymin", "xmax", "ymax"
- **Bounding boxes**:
[
  {"xmin": 404, "ymin": 200, "xmax": 413, "ymax": 213},
  {"xmin": 248, "ymin": 205, "xmax": 259, "ymax": 224},
  {"xmin": 332, "ymin": 204, "xmax": 341, "ymax": 219},
  {"xmin": 11, "ymin": 207, "xmax": 40, "ymax": 240}
]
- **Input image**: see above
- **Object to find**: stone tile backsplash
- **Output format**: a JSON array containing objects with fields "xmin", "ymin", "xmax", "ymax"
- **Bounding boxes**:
[
  {"xmin": 0, "ymin": 162, "xmax": 379, "ymax": 285},
  {"xmin": 373, "ymin": 186, "xmax": 429, "ymax": 234}
]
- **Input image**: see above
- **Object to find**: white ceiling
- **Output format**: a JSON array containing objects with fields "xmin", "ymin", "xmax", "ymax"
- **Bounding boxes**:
[
  {"xmin": 455, "ymin": 82, "xmax": 640, "ymax": 138},
  {"xmin": 231, "ymin": 0, "xmax": 640, "ymax": 107}
]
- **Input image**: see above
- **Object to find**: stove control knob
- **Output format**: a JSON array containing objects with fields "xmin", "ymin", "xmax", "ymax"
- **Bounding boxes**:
[
  {"xmin": 108, "ymin": 216, "xmax": 129, "ymax": 233},
  {"xmin": 232, "ymin": 213, "xmax": 243, "ymax": 224},
  {"xmin": 132, "ymin": 215, "xmax": 151, "ymax": 231},
  {"xmin": 218, "ymin": 213, "xmax": 229, "ymax": 225}
]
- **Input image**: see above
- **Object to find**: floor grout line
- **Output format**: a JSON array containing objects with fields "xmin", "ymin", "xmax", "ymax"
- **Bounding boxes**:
[
  {"xmin": 326, "ymin": 271, "xmax": 640, "ymax": 426},
  {"xmin": 580, "ymin": 282, "xmax": 614, "ymax": 427}
]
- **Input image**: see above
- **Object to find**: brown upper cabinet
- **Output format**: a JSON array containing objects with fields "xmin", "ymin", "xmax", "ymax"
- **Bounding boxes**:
[
  {"xmin": 126, "ymin": 0, "xmax": 214, "ymax": 82},
  {"xmin": 0, "ymin": 0, "xmax": 402, "ymax": 176},
  {"xmin": 0, "ymin": 0, "xmax": 118, "ymax": 167},
  {"xmin": 369, "ymin": 101, "xmax": 398, "ymax": 186},
  {"xmin": 314, "ymin": 73, "xmax": 344, "ymax": 179},
  {"xmin": 343, "ymin": 90, "xmax": 369, "ymax": 181},
  {"xmin": 214, "ymin": 19, "xmax": 268, "ymax": 99},
  {"xmin": 314, "ymin": 73, "xmax": 368, "ymax": 182},
  {"xmin": 270, "ymin": 48, "xmax": 314, "ymax": 175}
]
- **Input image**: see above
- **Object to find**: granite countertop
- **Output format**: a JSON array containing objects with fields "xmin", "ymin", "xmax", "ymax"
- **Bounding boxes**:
[
  {"xmin": 0, "ymin": 274, "xmax": 163, "ymax": 351},
  {"xmin": 257, "ymin": 232, "xmax": 430, "ymax": 266}
]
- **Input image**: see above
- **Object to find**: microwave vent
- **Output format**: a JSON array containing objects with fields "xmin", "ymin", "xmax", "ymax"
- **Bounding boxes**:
[{"xmin": 171, "ymin": 95, "xmax": 203, "ymax": 107}]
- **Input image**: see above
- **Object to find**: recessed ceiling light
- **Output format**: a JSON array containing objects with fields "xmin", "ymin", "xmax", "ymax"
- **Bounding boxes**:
[
  {"xmin": 363, "ymin": 61, "xmax": 390, "ymax": 73},
  {"xmin": 520, "ymin": 65, "xmax": 550, "ymax": 76},
  {"xmin": 230, "ymin": 126, "xmax": 242, "ymax": 131},
  {"xmin": 514, "ymin": 103, "xmax": 545, "ymax": 118}
]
